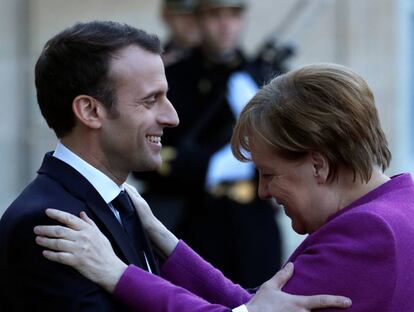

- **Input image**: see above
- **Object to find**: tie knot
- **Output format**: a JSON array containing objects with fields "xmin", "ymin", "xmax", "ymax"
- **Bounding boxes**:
[{"xmin": 112, "ymin": 191, "xmax": 134, "ymax": 216}]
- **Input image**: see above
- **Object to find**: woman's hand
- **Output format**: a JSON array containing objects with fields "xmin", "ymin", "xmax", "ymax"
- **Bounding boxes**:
[
  {"xmin": 124, "ymin": 184, "xmax": 179, "ymax": 258},
  {"xmin": 123, "ymin": 184, "xmax": 158, "ymax": 228},
  {"xmin": 34, "ymin": 209, "xmax": 127, "ymax": 293},
  {"xmin": 246, "ymin": 263, "xmax": 352, "ymax": 312}
]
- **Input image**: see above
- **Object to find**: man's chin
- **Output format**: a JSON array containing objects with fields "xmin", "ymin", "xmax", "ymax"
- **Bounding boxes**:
[
  {"xmin": 148, "ymin": 162, "xmax": 162, "ymax": 172},
  {"xmin": 132, "ymin": 158, "xmax": 162, "ymax": 173}
]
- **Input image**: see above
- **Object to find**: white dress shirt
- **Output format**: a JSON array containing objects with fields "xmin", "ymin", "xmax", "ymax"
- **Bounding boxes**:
[
  {"xmin": 233, "ymin": 304, "xmax": 249, "ymax": 312},
  {"xmin": 53, "ymin": 142, "xmax": 124, "ymax": 220}
]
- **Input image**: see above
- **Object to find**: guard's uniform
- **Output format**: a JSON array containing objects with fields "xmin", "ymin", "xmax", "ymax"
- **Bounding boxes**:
[{"xmin": 160, "ymin": 0, "xmax": 199, "ymax": 66}]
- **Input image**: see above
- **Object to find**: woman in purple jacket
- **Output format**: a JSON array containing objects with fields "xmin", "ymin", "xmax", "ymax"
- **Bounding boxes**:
[{"xmin": 35, "ymin": 63, "xmax": 413, "ymax": 311}]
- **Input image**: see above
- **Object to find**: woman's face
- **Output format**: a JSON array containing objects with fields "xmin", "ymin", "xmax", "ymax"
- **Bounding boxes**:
[{"xmin": 250, "ymin": 137, "xmax": 331, "ymax": 234}]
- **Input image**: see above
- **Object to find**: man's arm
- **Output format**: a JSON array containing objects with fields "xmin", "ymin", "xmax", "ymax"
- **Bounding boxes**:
[{"xmin": 245, "ymin": 263, "xmax": 351, "ymax": 312}]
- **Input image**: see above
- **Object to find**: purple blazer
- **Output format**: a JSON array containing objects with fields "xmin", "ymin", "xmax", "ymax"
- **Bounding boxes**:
[
  {"xmin": 114, "ymin": 241, "xmax": 251, "ymax": 311},
  {"xmin": 282, "ymin": 173, "xmax": 414, "ymax": 311},
  {"xmin": 114, "ymin": 173, "xmax": 414, "ymax": 311}
]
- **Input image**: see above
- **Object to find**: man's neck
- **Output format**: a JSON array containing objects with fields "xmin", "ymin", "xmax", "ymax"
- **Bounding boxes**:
[{"xmin": 60, "ymin": 138, "xmax": 127, "ymax": 186}]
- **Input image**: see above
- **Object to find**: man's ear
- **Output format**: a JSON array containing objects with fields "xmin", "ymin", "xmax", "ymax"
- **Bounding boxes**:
[
  {"xmin": 310, "ymin": 151, "xmax": 329, "ymax": 184},
  {"xmin": 72, "ymin": 95, "xmax": 104, "ymax": 130}
]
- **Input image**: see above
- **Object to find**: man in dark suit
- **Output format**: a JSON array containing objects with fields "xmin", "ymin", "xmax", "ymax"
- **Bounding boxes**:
[{"xmin": 0, "ymin": 21, "xmax": 179, "ymax": 311}]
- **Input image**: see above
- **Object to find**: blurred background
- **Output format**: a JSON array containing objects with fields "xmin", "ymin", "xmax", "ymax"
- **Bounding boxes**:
[{"xmin": 1, "ymin": 0, "xmax": 413, "ymax": 262}]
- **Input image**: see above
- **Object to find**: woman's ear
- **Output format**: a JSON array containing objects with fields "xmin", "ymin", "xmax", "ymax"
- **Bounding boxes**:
[
  {"xmin": 72, "ymin": 95, "xmax": 104, "ymax": 130},
  {"xmin": 310, "ymin": 151, "xmax": 329, "ymax": 184}
]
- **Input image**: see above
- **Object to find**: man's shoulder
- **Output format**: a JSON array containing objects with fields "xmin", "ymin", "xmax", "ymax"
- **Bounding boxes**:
[
  {"xmin": 0, "ymin": 174, "xmax": 84, "ymax": 235},
  {"xmin": 0, "ymin": 172, "xmax": 122, "ymax": 311}
]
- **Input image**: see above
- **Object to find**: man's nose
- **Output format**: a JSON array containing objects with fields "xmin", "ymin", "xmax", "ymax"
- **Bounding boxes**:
[{"xmin": 160, "ymin": 98, "xmax": 179, "ymax": 128}]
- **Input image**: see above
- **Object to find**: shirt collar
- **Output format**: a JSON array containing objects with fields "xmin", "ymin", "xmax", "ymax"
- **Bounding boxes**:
[{"xmin": 53, "ymin": 142, "xmax": 124, "ymax": 204}]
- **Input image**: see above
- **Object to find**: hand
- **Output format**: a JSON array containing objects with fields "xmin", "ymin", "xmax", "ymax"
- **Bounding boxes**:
[
  {"xmin": 245, "ymin": 263, "xmax": 352, "ymax": 312},
  {"xmin": 124, "ymin": 184, "xmax": 179, "ymax": 257},
  {"xmin": 34, "ymin": 209, "xmax": 128, "ymax": 293},
  {"xmin": 123, "ymin": 183, "xmax": 157, "ymax": 229}
]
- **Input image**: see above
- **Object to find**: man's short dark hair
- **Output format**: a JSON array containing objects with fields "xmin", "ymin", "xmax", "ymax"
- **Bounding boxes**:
[{"xmin": 35, "ymin": 21, "xmax": 162, "ymax": 137}]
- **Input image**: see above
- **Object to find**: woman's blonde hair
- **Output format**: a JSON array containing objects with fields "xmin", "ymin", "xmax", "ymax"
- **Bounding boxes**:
[{"xmin": 231, "ymin": 63, "xmax": 391, "ymax": 182}]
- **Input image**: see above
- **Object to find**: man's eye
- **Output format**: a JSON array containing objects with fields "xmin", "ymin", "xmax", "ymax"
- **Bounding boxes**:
[{"xmin": 145, "ymin": 98, "xmax": 157, "ymax": 106}]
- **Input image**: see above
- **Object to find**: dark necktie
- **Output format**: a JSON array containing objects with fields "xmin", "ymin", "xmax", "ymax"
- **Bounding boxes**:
[{"xmin": 112, "ymin": 191, "xmax": 151, "ymax": 271}]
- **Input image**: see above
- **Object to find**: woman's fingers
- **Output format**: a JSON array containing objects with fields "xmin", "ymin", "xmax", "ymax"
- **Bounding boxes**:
[
  {"xmin": 34, "ymin": 209, "xmax": 128, "ymax": 293},
  {"xmin": 300, "ymin": 294, "xmax": 352, "ymax": 309},
  {"xmin": 35, "ymin": 235, "xmax": 76, "ymax": 253},
  {"xmin": 124, "ymin": 183, "xmax": 140, "ymax": 197},
  {"xmin": 42, "ymin": 250, "xmax": 76, "ymax": 266},
  {"xmin": 267, "ymin": 262, "xmax": 294, "ymax": 290},
  {"xmin": 44, "ymin": 209, "xmax": 87, "ymax": 230},
  {"xmin": 124, "ymin": 185, "xmax": 154, "ymax": 223},
  {"xmin": 79, "ymin": 211, "xmax": 97, "ymax": 227},
  {"xmin": 124, "ymin": 184, "xmax": 140, "ymax": 202},
  {"xmin": 124, "ymin": 185, "xmax": 147, "ymax": 208},
  {"xmin": 34, "ymin": 224, "xmax": 77, "ymax": 240}
]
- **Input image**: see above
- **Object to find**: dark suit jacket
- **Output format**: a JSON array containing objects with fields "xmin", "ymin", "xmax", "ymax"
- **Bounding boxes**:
[{"xmin": 0, "ymin": 153, "xmax": 159, "ymax": 311}]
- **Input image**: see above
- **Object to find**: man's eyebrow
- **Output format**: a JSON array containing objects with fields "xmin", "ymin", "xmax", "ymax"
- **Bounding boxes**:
[{"xmin": 140, "ymin": 87, "xmax": 169, "ymax": 101}]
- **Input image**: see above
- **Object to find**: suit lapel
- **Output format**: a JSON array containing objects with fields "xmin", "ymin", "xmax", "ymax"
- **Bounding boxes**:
[
  {"xmin": 84, "ymin": 193, "xmax": 145, "ymax": 267},
  {"xmin": 38, "ymin": 153, "xmax": 145, "ymax": 267},
  {"xmin": 134, "ymin": 211, "xmax": 161, "ymax": 275}
]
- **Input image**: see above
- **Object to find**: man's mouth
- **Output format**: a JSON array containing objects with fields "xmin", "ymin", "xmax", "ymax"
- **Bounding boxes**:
[{"xmin": 146, "ymin": 135, "xmax": 161, "ymax": 144}]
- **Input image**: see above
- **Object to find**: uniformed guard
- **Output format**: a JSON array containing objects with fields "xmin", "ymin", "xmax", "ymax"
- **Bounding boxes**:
[
  {"xmin": 136, "ymin": 0, "xmax": 283, "ymax": 288},
  {"xmin": 161, "ymin": 0, "xmax": 201, "ymax": 66}
]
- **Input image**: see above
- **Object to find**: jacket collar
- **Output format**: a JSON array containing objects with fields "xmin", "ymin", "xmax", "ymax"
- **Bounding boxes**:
[{"xmin": 38, "ymin": 153, "xmax": 148, "ymax": 268}]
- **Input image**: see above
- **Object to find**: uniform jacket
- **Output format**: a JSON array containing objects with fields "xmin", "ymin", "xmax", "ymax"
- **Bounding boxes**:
[{"xmin": 138, "ymin": 47, "xmax": 249, "ymax": 195}]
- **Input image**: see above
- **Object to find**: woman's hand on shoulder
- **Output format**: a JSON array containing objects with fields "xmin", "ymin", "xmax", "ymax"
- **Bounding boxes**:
[
  {"xmin": 34, "ymin": 209, "xmax": 127, "ymax": 293},
  {"xmin": 124, "ymin": 184, "xmax": 179, "ymax": 258}
]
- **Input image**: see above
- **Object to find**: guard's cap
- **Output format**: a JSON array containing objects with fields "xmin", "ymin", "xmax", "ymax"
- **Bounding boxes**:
[
  {"xmin": 196, "ymin": 0, "xmax": 247, "ymax": 11},
  {"xmin": 163, "ymin": 0, "xmax": 197, "ymax": 13}
]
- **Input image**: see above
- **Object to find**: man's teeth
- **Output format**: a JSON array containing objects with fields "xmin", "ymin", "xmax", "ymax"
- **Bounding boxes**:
[{"xmin": 146, "ymin": 135, "xmax": 161, "ymax": 143}]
